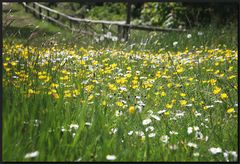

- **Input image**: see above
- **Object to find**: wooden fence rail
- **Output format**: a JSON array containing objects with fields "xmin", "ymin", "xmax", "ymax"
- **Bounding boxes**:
[{"xmin": 22, "ymin": 2, "xmax": 186, "ymax": 40}]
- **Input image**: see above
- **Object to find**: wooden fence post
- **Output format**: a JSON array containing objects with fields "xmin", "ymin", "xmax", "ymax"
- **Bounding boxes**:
[
  {"xmin": 123, "ymin": 2, "xmax": 131, "ymax": 41},
  {"xmin": 39, "ymin": 6, "xmax": 42, "ymax": 19},
  {"xmin": 32, "ymin": 3, "xmax": 36, "ymax": 17},
  {"xmin": 47, "ymin": 9, "xmax": 50, "ymax": 22},
  {"xmin": 118, "ymin": 25, "xmax": 123, "ymax": 39},
  {"xmin": 25, "ymin": 2, "xmax": 28, "ymax": 12},
  {"xmin": 69, "ymin": 19, "xmax": 72, "ymax": 29}
]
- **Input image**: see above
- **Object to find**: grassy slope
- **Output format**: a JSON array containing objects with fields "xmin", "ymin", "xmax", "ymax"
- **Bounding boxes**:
[
  {"xmin": 2, "ymin": 3, "xmax": 238, "ymax": 162},
  {"xmin": 3, "ymin": 3, "xmax": 237, "ymax": 51}
]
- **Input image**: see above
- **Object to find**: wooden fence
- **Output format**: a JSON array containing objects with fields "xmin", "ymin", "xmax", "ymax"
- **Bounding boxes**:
[{"xmin": 22, "ymin": 2, "xmax": 186, "ymax": 40}]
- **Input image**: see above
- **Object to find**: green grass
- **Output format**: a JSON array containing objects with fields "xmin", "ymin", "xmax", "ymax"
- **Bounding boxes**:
[{"xmin": 2, "ymin": 3, "xmax": 238, "ymax": 162}]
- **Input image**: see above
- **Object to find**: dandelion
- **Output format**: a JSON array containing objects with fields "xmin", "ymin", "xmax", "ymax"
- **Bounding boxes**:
[
  {"xmin": 106, "ymin": 155, "xmax": 116, "ymax": 161},
  {"xmin": 108, "ymin": 83, "xmax": 117, "ymax": 91},
  {"xmin": 227, "ymin": 108, "xmax": 234, "ymax": 113},
  {"xmin": 180, "ymin": 100, "xmax": 187, "ymax": 106},
  {"xmin": 102, "ymin": 100, "xmax": 107, "ymax": 106},
  {"xmin": 166, "ymin": 103, "xmax": 173, "ymax": 109},
  {"xmin": 164, "ymin": 111, "xmax": 170, "ymax": 116},
  {"xmin": 161, "ymin": 91, "xmax": 166, "ymax": 97},
  {"xmin": 176, "ymin": 67, "xmax": 184, "ymax": 73},
  {"xmin": 24, "ymin": 151, "xmax": 39, "ymax": 159},
  {"xmin": 129, "ymin": 106, "xmax": 135, "ymax": 114},
  {"xmin": 220, "ymin": 93, "xmax": 228, "ymax": 99},
  {"xmin": 228, "ymin": 75, "xmax": 236, "ymax": 80},
  {"xmin": 180, "ymin": 93, "xmax": 186, "ymax": 97},
  {"xmin": 208, "ymin": 147, "xmax": 222, "ymax": 154},
  {"xmin": 116, "ymin": 101, "xmax": 124, "ymax": 107},
  {"xmin": 88, "ymin": 94, "xmax": 94, "ymax": 101},
  {"xmin": 213, "ymin": 86, "xmax": 221, "ymax": 94}
]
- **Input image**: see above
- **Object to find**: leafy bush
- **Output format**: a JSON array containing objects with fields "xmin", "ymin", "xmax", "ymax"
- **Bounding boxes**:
[
  {"xmin": 135, "ymin": 2, "xmax": 187, "ymax": 28},
  {"xmin": 136, "ymin": 2, "xmax": 237, "ymax": 28},
  {"xmin": 86, "ymin": 3, "xmax": 126, "ymax": 21}
]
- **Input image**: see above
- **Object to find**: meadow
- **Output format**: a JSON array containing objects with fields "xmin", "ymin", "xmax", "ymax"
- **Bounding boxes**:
[{"xmin": 2, "ymin": 3, "xmax": 238, "ymax": 162}]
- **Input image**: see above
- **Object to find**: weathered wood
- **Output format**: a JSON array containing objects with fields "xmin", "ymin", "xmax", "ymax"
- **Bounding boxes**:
[
  {"xmin": 38, "ymin": 6, "xmax": 42, "ymax": 19},
  {"xmin": 22, "ymin": 2, "xmax": 187, "ymax": 41},
  {"xmin": 120, "ymin": 24, "xmax": 186, "ymax": 32},
  {"xmin": 56, "ymin": 13, "xmax": 60, "ymax": 20},
  {"xmin": 123, "ymin": 2, "xmax": 131, "ymax": 40},
  {"xmin": 69, "ymin": 19, "xmax": 72, "ymax": 29},
  {"xmin": 25, "ymin": 2, "xmax": 28, "ymax": 12},
  {"xmin": 32, "ymin": 3, "xmax": 36, "ymax": 17}
]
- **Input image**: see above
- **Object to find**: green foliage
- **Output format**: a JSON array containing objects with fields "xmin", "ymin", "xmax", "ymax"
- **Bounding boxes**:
[
  {"xmin": 136, "ymin": 2, "xmax": 237, "ymax": 28},
  {"xmin": 136, "ymin": 3, "xmax": 187, "ymax": 28},
  {"xmin": 2, "ymin": 3, "xmax": 238, "ymax": 162},
  {"xmin": 86, "ymin": 3, "xmax": 126, "ymax": 21}
]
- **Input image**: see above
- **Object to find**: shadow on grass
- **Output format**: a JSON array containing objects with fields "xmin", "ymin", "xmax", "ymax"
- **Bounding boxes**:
[{"xmin": 3, "ymin": 26, "xmax": 56, "ymax": 40}]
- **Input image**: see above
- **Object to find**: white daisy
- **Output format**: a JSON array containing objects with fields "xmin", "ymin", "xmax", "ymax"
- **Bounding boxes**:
[
  {"xmin": 187, "ymin": 142, "xmax": 198, "ymax": 148},
  {"xmin": 70, "ymin": 124, "xmax": 79, "ymax": 130},
  {"xmin": 24, "ymin": 151, "xmax": 39, "ymax": 159},
  {"xmin": 187, "ymin": 127, "xmax": 193, "ymax": 134},
  {"xmin": 142, "ymin": 118, "xmax": 152, "ymax": 125},
  {"xmin": 150, "ymin": 114, "xmax": 160, "ymax": 121},
  {"xmin": 106, "ymin": 155, "xmax": 116, "ymax": 161},
  {"xmin": 160, "ymin": 135, "xmax": 169, "ymax": 143},
  {"xmin": 208, "ymin": 147, "xmax": 222, "ymax": 154},
  {"xmin": 148, "ymin": 133, "xmax": 156, "ymax": 138}
]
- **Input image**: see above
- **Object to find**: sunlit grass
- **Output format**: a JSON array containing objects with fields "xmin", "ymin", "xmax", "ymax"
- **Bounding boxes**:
[{"xmin": 2, "ymin": 35, "xmax": 238, "ymax": 161}]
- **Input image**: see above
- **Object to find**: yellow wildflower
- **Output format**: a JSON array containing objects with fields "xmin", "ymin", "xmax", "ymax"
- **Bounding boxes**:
[
  {"xmin": 180, "ymin": 93, "xmax": 186, "ymax": 97},
  {"xmin": 129, "ymin": 106, "xmax": 135, "ymax": 113},
  {"xmin": 179, "ymin": 100, "xmax": 187, "ymax": 106},
  {"xmin": 88, "ymin": 94, "xmax": 94, "ymax": 101},
  {"xmin": 213, "ymin": 86, "xmax": 221, "ymax": 94},
  {"xmin": 227, "ymin": 108, "xmax": 234, "ymax": 113},
  {"xmin": 161, "ymin": 91, "xmax": 166, "ymax": 97},
  {"xmin": 108, "ymin": 83, "xmax": 117, "ymax": 91},
  {"xmin": 166, "ymin": 103, "xmax": 173, "ymax": 109},
  {"xmin": 220, "ymin": 93, "xmax": 228, "ymax": 99},
  {"xmin": 116, "ymin": 101, "xmax": 124, "ymax": 107},
  {"xmin": 209, "ymin": 79, "xmax": 216, "ymax": 85},
  {"xmin": 102, "ymin": 101, "xmax": 107, "ymax": 106}
]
